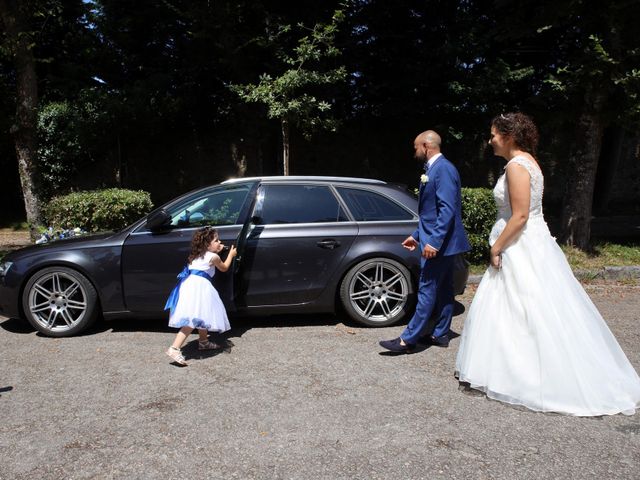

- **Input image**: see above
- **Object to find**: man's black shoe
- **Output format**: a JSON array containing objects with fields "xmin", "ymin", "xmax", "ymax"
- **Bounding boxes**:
[
  {"xmin": 379, "ymin": 337, "xmax": 415, "ymax": 353},
  {"xmin": 429, "ymin": 335, "xmax": 450, "ymax": 348}
]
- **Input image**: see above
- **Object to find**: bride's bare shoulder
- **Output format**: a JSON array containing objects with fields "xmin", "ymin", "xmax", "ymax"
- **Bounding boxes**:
[{"xmin": 509, "ymin": 153, "xmax": 542, "ymax": 173}]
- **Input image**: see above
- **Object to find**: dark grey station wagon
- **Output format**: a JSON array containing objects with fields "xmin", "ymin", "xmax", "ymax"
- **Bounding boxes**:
[{"xmin": 0, "ymin": 176, "xmax": 468, "ymax": 337}]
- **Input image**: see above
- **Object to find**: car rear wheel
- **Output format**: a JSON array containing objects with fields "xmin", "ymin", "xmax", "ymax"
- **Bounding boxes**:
[
  {"xmin": 339, "ymin": 258, "xmax": 414, "ymax": 327},
  {"xmin": 22, "ymin": 266, "xmax": 99, "ymax": 337}
]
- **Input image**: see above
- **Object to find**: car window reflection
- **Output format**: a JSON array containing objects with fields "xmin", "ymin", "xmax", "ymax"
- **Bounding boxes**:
[
  {"xmin": 169, "ymin": 185, "xmax": 252, "ymax": 228},
  {"xmin": 336, "ymin": 187, "xmax": 415, "ymax": 221},
  {"xmin": 259, "ymin": 185, "xmax": 349, "ymax": 224}
]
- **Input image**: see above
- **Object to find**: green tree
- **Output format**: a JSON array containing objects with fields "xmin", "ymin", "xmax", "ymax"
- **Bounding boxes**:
[
  {"xmin": 549, "ymin": 4, "xmax": 640, "ymax": 249},
  {"xmin": 231, "ymin": 9, "xmax": 347, "ymax": 175},
  {"xmin": 334, "ymin": 0, "xmax": 536, "ymax": 183},
  {"xmin": 478, "ymin": 0, "xmax": 640, "ymax": 249},
  {"xmin": 0, "ymin": 0, "xmax": 43, "ymax": 237},
  {"xmin": 37, "ymin": 88, "xmax": 120, "ymax": 199},
  {"xmin": 84, "ymin": 1, "xmax": 283, "ymax": 184},
  {"xmin": 1, "ymin": 0, "xmax": 95, "ymax": 233}
]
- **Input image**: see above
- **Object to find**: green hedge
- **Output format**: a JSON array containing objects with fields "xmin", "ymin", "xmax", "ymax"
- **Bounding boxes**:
[
  {"xmin": 44, "ymin": 188, "xmax": 154, "ymax": 232},
  {"xmin": 461, "ymin": 187, "xmax": 497, "ymax": 264}
]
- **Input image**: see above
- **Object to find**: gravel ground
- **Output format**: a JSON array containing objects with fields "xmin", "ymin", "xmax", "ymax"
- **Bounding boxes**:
[{"xmin": 1, "ymin": 282, "xmax": 639, "ymax": 479}]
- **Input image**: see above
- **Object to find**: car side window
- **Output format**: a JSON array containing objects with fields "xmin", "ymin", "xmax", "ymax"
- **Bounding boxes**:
[
  {"xmin": 168, "ymin": 184, "xmax": 252, "ymax": 228},
  {"xmin": 336, "ymin": 187, "xmax": 415, "ymax": 221},
  {"xmin": 259, "ymin": 185, "xmax": 349, "ymax": 224}
]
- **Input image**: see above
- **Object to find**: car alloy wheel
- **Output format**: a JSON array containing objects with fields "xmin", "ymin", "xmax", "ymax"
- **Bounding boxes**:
[
  {"xmin": 22, "ymin": 266, "xmax": 99, "ymax": 337},
  {"xmin": 340, "ymin": 258, "xmax": 414, "ymax": 327}
]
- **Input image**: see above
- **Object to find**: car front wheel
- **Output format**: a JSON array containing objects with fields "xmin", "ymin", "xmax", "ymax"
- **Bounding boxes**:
[
  {"xmin": 339, "ymin": 258, "xmax": 414, "ymax": 327},
  {"xmin": 22, "ymin": 266, "xmax": 100, "ymax": 337}
]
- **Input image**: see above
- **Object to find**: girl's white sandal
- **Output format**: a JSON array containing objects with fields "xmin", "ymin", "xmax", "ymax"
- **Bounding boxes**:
[
  {"xmin": 198, "ymin": 339, "xmax": 221, "ymax": 351},
  {"xmin": 166, "ymin": 346, "xmax": 188, "ymax": 366}
]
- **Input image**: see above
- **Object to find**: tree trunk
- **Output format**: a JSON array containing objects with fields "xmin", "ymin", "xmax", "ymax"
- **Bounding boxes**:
[
  {"xmin": 281, "ymin": 118, "xmax": 290, "ymax": 176},
  {"xmin": 560, "ymin": 88, "xmax": 607, "ymax": 249},
  {"xmin": 231, "ymin": 141, "xmax": 247, "ymax": 177},
  {"xmin": 593, "ymin": 127, "xmax": 624, "ymax": 215},
  {"xmin": 0, "ymin": 0, "xmax": 42, "ymax": 239}
]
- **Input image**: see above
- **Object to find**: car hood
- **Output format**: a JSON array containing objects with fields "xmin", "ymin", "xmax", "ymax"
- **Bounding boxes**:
[{"xmin": 3, "ymin": 232, "xmax": 121, "ymax": 260}]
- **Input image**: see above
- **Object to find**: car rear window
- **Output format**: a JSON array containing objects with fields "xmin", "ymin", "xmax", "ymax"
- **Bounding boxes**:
[
  {"xmin": 336, "ymin": 187, "xmax": 414, "ymax": 221},
  {"xmin": 259, "ymin": 185, "xmax": 349, "ymax": 224}
]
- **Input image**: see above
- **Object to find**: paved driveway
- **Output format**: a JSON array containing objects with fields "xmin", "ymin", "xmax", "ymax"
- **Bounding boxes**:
[{"xmin": 1, "ymin": 282, "xmax": 639, "ymax": 479}]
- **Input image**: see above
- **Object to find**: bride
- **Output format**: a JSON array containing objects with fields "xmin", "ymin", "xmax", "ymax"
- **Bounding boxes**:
[{"xmin": 455, "ymin": 112, "xmax": 640, "ymax": 416}]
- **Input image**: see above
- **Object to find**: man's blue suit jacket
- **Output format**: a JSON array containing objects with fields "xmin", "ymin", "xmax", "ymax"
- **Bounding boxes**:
[{"xmin": 412, "ymin": 155, "xmax": 471, "ymax": 257}]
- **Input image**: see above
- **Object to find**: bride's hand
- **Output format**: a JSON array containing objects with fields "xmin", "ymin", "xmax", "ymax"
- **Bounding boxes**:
[{"xmin": 490, "ymin": 248, "xmax": 502, "ymax": 269}]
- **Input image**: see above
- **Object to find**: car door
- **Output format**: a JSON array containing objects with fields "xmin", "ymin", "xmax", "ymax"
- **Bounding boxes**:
[
  {"xmin": 120, "ymin": 182, "xmax": 257, "ymax": 313},
  {"xmin": 235, "ymin": 182, "xmax": 358, "ymax": 308}
]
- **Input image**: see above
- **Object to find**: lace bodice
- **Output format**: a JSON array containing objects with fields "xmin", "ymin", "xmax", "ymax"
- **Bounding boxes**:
[{"xmin": 489, "ymin": 155, "xmax": 544, "ymax": 245}]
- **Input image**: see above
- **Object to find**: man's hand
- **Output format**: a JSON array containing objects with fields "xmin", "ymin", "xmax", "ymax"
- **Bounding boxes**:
[
  {"xmin": 422, "ymin": 244, "xmax": 438, "ymax": 259},
  {"xmin": 402, "ymin": 236, "xmax": 418, "ymax": 251}
]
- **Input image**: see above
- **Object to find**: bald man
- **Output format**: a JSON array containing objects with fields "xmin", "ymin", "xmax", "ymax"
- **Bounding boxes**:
[{"xmin": 380, "ymin": 130, "xmax": 470, "ymax": 353}]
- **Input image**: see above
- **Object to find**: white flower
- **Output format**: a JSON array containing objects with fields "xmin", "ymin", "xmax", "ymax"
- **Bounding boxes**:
[{"xmin": 420, "ymin": 174, "xmax": 429, "ymax": 184}]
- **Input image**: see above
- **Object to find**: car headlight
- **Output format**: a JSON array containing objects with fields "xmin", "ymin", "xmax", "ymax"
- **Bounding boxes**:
[{"xmin": 0, "ymin": 261, "xmax": 13, "ymax": 278}]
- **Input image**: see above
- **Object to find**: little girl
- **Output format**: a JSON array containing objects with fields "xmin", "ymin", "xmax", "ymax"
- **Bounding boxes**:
[{"xmin": 164, "ymin": 226, "xmax": 237, "ymax": 366}]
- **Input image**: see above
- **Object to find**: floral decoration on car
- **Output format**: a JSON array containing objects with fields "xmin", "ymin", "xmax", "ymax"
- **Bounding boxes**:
[{"xmin": 36, "ymin": 226, "xmax": 87, "ymax": 244}]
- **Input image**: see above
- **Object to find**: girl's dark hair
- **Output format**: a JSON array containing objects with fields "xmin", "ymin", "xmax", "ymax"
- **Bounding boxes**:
[
  {"xmin": 188, "ymin": 227, "xmax": 218, "ymax": 263},
  {"xmin": 491, "ymin": 112, "xmax": 539, "ymax": 155}
]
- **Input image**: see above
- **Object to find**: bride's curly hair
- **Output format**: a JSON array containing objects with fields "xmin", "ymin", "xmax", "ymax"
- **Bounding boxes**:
[
  {"xmin": 188, "ymin": 226, "xmax": 218, "ymax": 263},
  {"xmin": 491, "ymin": 112, "xmax": 539, "ymax": 155}
]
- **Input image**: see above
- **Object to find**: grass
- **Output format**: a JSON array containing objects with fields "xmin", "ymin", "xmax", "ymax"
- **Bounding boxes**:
[
  {"xmin": 0, "ymin": 221, "xmax": 29, "ymax": 231},
  {"xmin": 469, "ymin": 241, "xmax": 640, "ymax": 275},
  {"xmin": 560, "ymin": 242, "xmax": 640, "ymax": 270}
]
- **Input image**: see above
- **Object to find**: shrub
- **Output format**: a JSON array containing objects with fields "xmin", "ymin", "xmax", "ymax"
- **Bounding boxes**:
[
  {"xmin": 44, "ymin": 189, "xmax": 154, "ymax": 232},
  {"xmin": 37, "ymin": 92, "xmax": 117, "ymax": 201},
  {"xmin": 461, "ymin": 187, "xmax": 497, "ymax": 264}
]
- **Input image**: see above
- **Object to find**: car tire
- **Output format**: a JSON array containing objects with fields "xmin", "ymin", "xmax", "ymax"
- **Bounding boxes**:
[
  {"xmin": 22, "ymin": 266, "xmax": 100, "ymax": 337},
  {"xmin": 339, "ymin": 257, "xmax": 415, "ymax": 327}
]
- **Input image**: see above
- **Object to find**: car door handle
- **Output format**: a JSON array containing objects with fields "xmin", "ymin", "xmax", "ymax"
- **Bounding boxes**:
[{"xmin": 316, "ymin": 239, "xmax": 341, "ymax": 250}]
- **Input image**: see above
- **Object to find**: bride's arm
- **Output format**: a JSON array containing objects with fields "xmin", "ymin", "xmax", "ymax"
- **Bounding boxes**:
[{"xmin": 490, "ymin": 163, "xmax": 531, "ymax": 268}]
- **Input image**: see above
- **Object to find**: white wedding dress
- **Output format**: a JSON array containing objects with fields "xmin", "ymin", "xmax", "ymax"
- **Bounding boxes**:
[{"xmin": 455, "ymin": 155, "xmax": 640, "ymax": 416}]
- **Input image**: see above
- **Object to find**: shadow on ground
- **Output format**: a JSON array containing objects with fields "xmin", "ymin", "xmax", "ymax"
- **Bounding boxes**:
[{"xmin": 1, "ymin": 300, "xmax": 466, "ymax": 339}]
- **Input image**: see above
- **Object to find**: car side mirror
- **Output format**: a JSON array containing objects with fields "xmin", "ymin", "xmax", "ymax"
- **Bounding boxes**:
[{"xmin": 145, "ymin": 209, "xmax": 171, "ymax": 230}]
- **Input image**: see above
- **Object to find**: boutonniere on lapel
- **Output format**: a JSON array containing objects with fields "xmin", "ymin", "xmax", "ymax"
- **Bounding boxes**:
[{"xmin": 420, "ymin": 174, "xmax": 429, "ymax": 184}]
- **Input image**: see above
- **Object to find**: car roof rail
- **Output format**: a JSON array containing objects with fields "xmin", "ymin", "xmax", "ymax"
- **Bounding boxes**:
[{"xmin": 221, "ymin": 176, "xmax": 386, "ymax": 185}]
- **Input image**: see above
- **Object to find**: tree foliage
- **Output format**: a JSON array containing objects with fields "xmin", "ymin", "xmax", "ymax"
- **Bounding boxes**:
[
  {"xmin": 1, "ymin": 0, "xmax": 639, "ymax": 249},
  {"xmin": 231, "ymin": 8, "xmax": 347, "ymax": 174}
]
